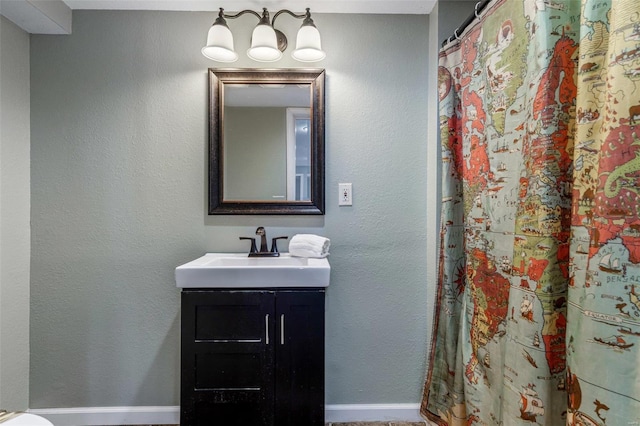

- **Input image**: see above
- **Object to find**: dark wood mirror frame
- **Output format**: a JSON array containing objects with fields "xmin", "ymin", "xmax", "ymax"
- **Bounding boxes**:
[{"xmin": 208, "ymin": 68, "xmax": 325, "ymax": 215}]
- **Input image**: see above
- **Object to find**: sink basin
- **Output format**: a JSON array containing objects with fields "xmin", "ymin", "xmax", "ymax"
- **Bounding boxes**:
[{"xmin": 175, "ymin": 253, "xmax": 330, "ymax": 288}]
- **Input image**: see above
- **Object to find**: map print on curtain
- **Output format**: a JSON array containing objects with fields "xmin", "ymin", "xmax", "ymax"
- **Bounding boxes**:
[{"xmin": 421, "ymin": 0, "xmax": 640, "ymax": 424}]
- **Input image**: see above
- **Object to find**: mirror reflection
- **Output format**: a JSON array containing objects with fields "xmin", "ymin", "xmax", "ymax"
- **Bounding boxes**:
[{"xmin": 223, "ymin": 84, "xmax": 311, "ymax": 201}]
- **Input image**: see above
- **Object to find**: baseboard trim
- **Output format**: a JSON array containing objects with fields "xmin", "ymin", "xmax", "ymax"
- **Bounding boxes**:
[
  {"xmin": 326, "ymin": 403, "xmax": 424, "ymax": 422},
  {"xmin": 30, "ymin": 403, "xmax": 425, "ymax": 425},
  {"xmin": 28, "ymin": 406, "xmax": 180, "ymax": 426}
]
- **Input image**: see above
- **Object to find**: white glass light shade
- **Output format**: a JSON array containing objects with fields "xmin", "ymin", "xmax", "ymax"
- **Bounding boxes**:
[
  {"xmin": 292, "ymin": 25, "xmax": 325, "ymax": 62},
  {"xmin": 202, "ymin": 24, "xmax": 238, "ymax": 62},
  {"xmin": 247, "ymin": 24, "xmax": 282, "ymax": 62}
]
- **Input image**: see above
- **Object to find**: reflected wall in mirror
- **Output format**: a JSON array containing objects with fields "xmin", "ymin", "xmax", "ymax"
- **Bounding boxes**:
[{"xmin": 208, "ymin": 68, "xmax": 325, "ymax": 215}]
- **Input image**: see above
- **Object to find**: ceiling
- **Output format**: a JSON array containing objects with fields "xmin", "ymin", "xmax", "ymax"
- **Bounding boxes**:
[
  {"xmin": 63, "ymin": 0, "xmax": 438, "ymax": 14},
  {"xmin": 0, "ymin": 0, "xmax": 437, "ymax": 34}
]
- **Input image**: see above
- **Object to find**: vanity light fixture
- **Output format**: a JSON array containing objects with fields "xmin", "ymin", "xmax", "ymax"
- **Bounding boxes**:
[{"xmin": 202, "ymin": 7, "xmax": 326, "ymax": 63}]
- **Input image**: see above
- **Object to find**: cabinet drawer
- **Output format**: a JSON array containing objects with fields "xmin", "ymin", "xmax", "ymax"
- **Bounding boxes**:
[
  {"xmin": 195, "ymin": 303, "xmax": 266, "ymax": 341},
  {"xmin": 183, "ymin": 290, "xmax": 273, "ymax": 342},
  {"xmin": 195, "ymin": 350, "xmax": 262, "ymax": 390}
]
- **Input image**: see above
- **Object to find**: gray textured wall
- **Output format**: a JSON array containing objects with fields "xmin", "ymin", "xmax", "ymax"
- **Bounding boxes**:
[
  {"xmin": 0, "ymin": 15, "xmax": 31, "ymax": 410},
  {"xmin": 30, "ymin": 10, "xmax": 430, "ymax": 407}
]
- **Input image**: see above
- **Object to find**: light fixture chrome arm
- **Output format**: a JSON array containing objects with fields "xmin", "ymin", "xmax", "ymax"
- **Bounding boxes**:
[
  {"xmin": 271, "ymin": 8, "xmax": 309, "ymax": 26},
  {"xmin": 218, "ymin": 8, "xmax": 262, "ymax": 21}
]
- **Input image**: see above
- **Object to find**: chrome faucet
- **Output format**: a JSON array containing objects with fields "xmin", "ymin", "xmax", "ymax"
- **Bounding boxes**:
[{"xmin": 240, "ymin": 227, "xmax": 288, "ymax": 257}]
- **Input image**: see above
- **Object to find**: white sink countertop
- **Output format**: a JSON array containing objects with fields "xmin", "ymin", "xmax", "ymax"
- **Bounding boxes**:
[{"xmin": 175, "ymin": 253, "xmax": 330, "ymax": 288}]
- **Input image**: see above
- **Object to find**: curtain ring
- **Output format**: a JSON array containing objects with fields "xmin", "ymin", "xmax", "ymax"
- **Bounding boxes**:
[
  {"xmin": 454, "ymin": 28, "xmax": 461, "ymax": 41},
  {"xmin": 474, "ymin": 1, "xmax": 482, "ymax": 18}
]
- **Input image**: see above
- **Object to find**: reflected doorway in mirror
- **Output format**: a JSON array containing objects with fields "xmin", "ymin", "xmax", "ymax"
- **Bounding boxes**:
[{"xmin": 286, "ymin": 107, "xmax": 311, "ymax": 201}]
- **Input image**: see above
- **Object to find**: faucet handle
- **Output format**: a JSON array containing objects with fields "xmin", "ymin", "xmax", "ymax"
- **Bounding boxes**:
[
  {"xmin": 270, "ymin": 236, "xmax": 289, "ymax": 254},
  {"xmin": 239, "ymin": 237, "xmax": 258, "ymax": 254}
]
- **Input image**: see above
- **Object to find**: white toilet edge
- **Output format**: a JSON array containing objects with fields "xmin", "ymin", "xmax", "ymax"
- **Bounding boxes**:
[{"xmin": 1, "ymin": 413, "xmax": 54, "ymax": 426}]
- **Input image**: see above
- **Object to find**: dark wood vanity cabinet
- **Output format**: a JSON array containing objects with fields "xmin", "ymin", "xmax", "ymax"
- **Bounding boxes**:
[{"xmin": 180, "ymin": 288, "xmax": 325, "ymax": 426}]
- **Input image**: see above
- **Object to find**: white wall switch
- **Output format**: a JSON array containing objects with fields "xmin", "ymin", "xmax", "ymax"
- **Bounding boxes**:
[{"xmin": 339, "ymin": 183, "xmax": 352, "ymax": 206}]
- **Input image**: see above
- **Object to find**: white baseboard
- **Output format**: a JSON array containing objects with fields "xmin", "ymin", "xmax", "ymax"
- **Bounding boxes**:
[
  {"xmin": 28, "ymin": 406, "xmax": 179, "ymax": 426},
  {"xmin": 325, "ymin": 403, "xmax": 424, "ymax": 422},
  {"xmin": 29, "ymin": 403, "xmax": 427, "ymax": 425}
]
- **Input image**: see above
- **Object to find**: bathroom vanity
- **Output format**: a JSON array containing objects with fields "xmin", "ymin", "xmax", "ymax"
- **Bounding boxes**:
[{"xmin": 176, "ymin": 253, "xmax": 330, "ymax": 426}]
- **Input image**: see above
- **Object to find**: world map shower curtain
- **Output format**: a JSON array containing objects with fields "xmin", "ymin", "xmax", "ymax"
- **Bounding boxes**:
[{"xmin": 421, "ymin": 0, "xmax": 640, "ymax": 424}]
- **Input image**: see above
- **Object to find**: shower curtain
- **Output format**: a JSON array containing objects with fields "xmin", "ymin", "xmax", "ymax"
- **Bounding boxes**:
[{"xmin": 421, "ymin": 0, "xmax": 640, "ymax": 424}]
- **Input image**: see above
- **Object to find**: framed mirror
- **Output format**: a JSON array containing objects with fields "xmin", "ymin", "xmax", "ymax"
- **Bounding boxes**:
[{"xmin": 208, "ymin": 68, "xmax": 325, "ymax": 215}]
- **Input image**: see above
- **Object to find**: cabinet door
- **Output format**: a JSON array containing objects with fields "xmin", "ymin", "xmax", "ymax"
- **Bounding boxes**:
[
  {"xmin": 181, "ymin": 290, "xmax": 275, "ymax": 426},
  {"xmin": 275, "ymin": 289, "xmax": 325, "ymax": 426}
]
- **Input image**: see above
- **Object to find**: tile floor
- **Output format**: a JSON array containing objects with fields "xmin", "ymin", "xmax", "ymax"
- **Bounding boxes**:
[
  {"xmin": 117, "ymin": 423, "xmax": 429, "ymax": 426},
  {"xmin": 329, "ymin": 423, "xmax": 428, "ymax": 426}
]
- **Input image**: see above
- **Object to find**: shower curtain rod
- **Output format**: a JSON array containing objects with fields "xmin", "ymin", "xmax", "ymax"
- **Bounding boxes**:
[{"xmin": 442, "ymin": 0, "xmax": 493, "ymax": 47}]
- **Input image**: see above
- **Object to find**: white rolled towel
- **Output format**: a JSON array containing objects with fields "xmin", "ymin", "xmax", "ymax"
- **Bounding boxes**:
[{"xmin": 289, "ymin": 234, "xmax": 330, "ymax": 258}]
